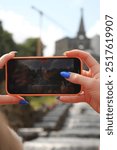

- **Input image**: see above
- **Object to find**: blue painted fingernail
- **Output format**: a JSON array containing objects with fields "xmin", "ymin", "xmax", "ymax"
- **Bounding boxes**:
[
  {"xmin": 19, "ymin": 100, "xmax": 29, "ymax": 105},
  {"xmin": 60, "ymin": 71, "xmax": 70, "ymax": 78}
]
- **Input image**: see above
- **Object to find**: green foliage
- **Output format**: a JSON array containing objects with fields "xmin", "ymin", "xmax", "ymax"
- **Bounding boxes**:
[
  {"xmin": 0, "ymin": 20, "xmax": 45, "ymax": 56},
  {"xmin": 0, "ymin": 21, "xmax": 17, "ymax": 55},
  {"xmin": 28, "ymin": 96, "xmax": 56, "ymax": 110},
  {"xmin": 16, "ymin": 37, "xmax": 44, "ymax": 56}
]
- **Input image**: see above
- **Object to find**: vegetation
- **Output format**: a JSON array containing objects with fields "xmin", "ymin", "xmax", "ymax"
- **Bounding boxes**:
[
  {"xmin": 28, "ymin": 96, "xmax": 57, "ymax": 110},
  {"xmin": 0, "ymin": 20, "xmax": 45, "ymax": 56}
]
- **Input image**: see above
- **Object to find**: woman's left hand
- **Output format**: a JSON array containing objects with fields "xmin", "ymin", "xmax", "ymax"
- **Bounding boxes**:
[{"xmin": 0, "ymin": 52, "xmax": 28, "ymax": 105}]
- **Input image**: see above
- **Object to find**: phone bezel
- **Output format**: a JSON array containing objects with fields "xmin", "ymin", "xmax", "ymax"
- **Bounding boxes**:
[{"xmin": 5, "ymin": 56, "xmax": 82, "ymax": 96}]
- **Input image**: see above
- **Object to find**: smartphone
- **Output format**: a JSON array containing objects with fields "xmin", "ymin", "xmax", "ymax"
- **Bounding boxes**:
[{"xmin": 5, "ymin": 56, "xmax": 81, "ymax": 96}]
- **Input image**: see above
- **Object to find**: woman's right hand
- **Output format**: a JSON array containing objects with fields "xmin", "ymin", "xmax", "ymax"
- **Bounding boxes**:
[{"xmin": 59, "ymin": 50, "xmax": 100, "ymax": 113}]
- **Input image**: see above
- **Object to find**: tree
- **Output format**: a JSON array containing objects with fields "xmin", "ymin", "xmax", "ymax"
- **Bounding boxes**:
[
  {"xmin": 0, "ymin": 20, "xmax": 45, "ymax": 56},
  {"xmin": 0, "ymin": 21, "xmax": 17, "ymax": 55},
  {"xmin": 17, "ymin": 37, "xmax": 45, "ymax": 56}
]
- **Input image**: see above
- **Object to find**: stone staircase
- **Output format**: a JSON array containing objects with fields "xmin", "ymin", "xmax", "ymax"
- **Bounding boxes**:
[{"xmin": 20, "ymin": 103, "xmax": 100, "ymax": 150}]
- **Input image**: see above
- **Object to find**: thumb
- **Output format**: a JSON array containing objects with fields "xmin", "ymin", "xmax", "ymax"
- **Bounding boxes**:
[{"xmin": 60, "ymin": 71, "xmax": 92, "ymax": 89}]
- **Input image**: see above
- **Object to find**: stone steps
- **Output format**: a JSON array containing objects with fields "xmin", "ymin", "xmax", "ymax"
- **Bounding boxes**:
[
  {"xmin": 24, "ymin": 137, "xmax": 99, "ymax": 150},
  {"xmin": 23, "ymin": 103, "xmax": 100, "ymax": 150},
  {"xmin": 50, "ymin": 128, "xmax": 100, "ymax": 138},
  {"xmin": 33, "ymin": 103, "xmax": 71, "ymax": 131}
]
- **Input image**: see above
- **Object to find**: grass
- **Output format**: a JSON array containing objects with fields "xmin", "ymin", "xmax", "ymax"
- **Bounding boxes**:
[{"xmin": 28, "ymin": 96, "xmax": 57, "ymax": 110}]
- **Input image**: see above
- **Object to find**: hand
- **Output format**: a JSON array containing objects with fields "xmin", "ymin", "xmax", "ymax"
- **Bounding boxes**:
[
  {"xmin": 0, "ymin": 52, "xmax": 28, "ymax": 105},
  {"xmin": 59, "ymin": 50, "xmax": 100, "ymax": 113}
]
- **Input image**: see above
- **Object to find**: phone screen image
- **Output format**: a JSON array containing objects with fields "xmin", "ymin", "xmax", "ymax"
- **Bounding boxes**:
[{"xmin": 6, "ymin": 57, "xmax": 81, "ymax": 95}]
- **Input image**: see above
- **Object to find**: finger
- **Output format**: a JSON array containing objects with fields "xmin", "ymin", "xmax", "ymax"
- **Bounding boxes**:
[
  {"xmin": 59, "ymin": 94, "xmax": 85, "ymax": 103},
  {"xmin": 0, "ymin": 95, "xmax": 27, "ymax": 105},
  {"xmin": 82, "ymin": 70, "xmax": 91, "ymax": 77},
  {"xmin": 64, "ymin": 50, "xmax": 99, "ymax": 69},
  {"xmin": 60, "ymin": 71, "xmax": 93, "ymax": 89},
  {"xmin": 69, "ymin": 73, "xmax": 93, "ymax": 88},
  {"xmin": 0, "ymin": 51, "xmax": 17, "ymax": 69}
]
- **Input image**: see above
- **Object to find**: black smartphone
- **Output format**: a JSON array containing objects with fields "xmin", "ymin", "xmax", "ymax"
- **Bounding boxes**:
[{"xmin": 5, "ymin": 56, "xmax": 81, "ymax": 96}]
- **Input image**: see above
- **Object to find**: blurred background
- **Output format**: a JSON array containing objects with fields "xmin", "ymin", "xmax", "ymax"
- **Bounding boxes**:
[{"xmin": 0, "ymin": 0, "xmax": 100, "ymax": 149}]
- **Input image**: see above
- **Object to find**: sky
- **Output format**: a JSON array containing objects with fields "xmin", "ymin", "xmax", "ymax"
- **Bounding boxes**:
[{"xmin": 0, "ymin": 0, "xmax": 100, "ymax": 56}]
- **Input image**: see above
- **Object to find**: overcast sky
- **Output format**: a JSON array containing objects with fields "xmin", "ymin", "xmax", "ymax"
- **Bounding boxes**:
[{"xmin": 0, "ymin": 0, "xmax": 100, "ymax": 56}]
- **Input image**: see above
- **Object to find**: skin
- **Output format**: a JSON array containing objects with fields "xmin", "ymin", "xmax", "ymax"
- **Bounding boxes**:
[
  {"xmin": 0, "ymin": 112, "xmax": 23, "ymax": 150},
  {"xmin": 59, "ymin": 50, "xmax": 100, "ymax": 113},
  {"xmin": 0, "ymin": 51, "xmax": 24, "ymax": 105}
]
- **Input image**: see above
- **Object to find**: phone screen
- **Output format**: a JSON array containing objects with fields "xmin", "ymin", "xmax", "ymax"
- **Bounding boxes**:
[{"xmin": 6, "ymin": 57, "xmax": 81, "ymax": 95}]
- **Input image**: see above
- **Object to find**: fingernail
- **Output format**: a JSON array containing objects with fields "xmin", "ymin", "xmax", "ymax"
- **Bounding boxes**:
[
  {"xmin": 63, "ymin": 52, "xmax": 67, "ymax": 55},
  {"xmin": 19, "ymin": 100, "xmax": 29, "ymax": 105},
  {"xmin": 60, "ymin": 71, "xmax": 70, "ymax": 78},
  {"xmin": 63, "ymin": 51, "xmax": 69, "ymax": 55},
  {"xmin": 56, "ymin": 96, "xmax": 60, "ymax": 100},
  {"xmin": 9, "ymin": 51, "xmax": 18, "ymax": 55}
]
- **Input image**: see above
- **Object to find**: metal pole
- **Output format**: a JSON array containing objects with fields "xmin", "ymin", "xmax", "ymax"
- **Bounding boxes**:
[{"xmin": 32, "ymin": 6, "xmax": 43, "ymax": 56}]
